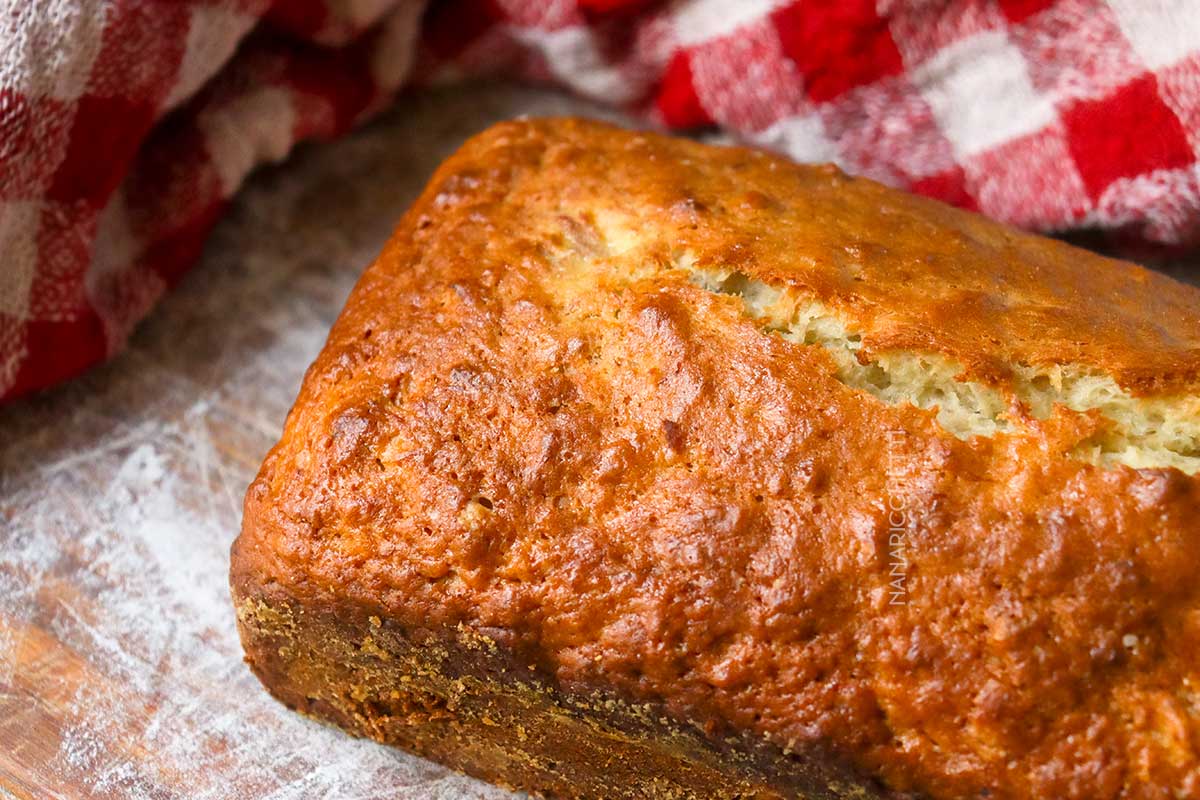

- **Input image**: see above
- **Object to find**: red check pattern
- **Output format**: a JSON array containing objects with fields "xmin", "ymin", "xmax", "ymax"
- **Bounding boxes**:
[{"xmin": 3, "ymin": 0, "xmax": 1200, "ymax": 401}]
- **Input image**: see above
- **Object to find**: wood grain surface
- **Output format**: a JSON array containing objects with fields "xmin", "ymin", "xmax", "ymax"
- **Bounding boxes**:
[{"xmin": 0, "ymin": 82, "xmax": 1196, "ymax": 800}]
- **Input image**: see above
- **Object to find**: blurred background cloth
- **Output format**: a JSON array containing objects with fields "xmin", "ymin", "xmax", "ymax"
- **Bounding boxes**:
[{"xmin": 2, "ymin": 0, "xmax": 1199, "ymax": 403}]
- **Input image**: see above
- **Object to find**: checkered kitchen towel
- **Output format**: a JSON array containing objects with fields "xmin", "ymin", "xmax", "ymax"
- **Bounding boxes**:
[{"xmin": 3, "ymin": 0, "xmax": 1200, "ymax": 402}]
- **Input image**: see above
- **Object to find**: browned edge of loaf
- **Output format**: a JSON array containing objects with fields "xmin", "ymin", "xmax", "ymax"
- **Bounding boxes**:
[{"xmin": 230, "ymin": 571, "xmax": 896, "ymax": 799}]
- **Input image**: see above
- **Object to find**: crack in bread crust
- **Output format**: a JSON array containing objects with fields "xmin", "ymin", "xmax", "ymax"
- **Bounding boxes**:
[
  {"xmin": 535, "ymin": 199, "xmax": 1200, "ymax": 474},
  {"xmin": 683, "ymin": 266, "xmax": 1200, "ymax": 474}
]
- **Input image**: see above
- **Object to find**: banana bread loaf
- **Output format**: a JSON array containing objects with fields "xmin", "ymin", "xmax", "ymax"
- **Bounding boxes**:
[{"xmin": 230, "ymin": 118, "xmax": 1200, "ymax": 799}]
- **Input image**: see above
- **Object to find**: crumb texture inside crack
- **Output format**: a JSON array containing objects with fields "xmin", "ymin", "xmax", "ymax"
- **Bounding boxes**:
[{"xmin": 684, "ymin": 264, "xmax": 1200, "ymax": 474}]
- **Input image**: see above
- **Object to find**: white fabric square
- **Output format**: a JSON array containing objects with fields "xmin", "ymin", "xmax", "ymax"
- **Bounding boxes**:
[
  {"xmin": 87, "ymin": 188, "xmax": 138, "ymax": 312},
  {"xmin": 915, "ymin": 30, "xmax": 1055, "ymax": 157},
  {"xmin": 200, "ymin": 86, "xmax": 298, "ymax": 198},
  {"xmin": 671, "ymin": 0, "xmax": 790, "ymax": 47},
  {"xmin": 0, "ymin": 201, "xmax": 41, "ymax": 318},
  {"xmin": 513, "ymin": 25, "xmax": 645, "ymax": 104},
  {"xmin": 753, "ymin": 113, "xmax": 841, "ymax": 165},
  {"xmin": 0, "ymin": 0, "xmax": 107, "ymax": 100},
  {"xmin": 164, "ymin": 4, "xmax": 259, "ymax": 112},
  {"xmin": 370, "ymin": 3, "xmax": 425, "ymax": 92},
  {"xmin": 326, "ymin": 0, "xmax": 398, "ymax": 31},
  {"xmin": 87, "ymin": 187, "xmax": 167, "ymax": 350},
  {"xmin": 1106, "ymin": 0, "xmax": 1200, "ymax": 70}
]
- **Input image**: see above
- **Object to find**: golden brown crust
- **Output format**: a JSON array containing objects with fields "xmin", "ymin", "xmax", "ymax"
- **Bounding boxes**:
[{"xmin": 232, "ymin": 118, "xmax": 1200, "ymax": 799}]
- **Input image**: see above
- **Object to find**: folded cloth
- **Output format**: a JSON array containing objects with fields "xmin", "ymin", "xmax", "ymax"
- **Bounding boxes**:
[{"xmin": 2, "ymin": 0, "xmax": 1198, "ymax": 402}]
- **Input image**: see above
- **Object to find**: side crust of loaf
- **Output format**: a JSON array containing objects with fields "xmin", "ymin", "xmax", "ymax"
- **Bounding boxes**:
[{"xmin": 232, "ymin": 576, "xmax": 888, "ymax": 799}]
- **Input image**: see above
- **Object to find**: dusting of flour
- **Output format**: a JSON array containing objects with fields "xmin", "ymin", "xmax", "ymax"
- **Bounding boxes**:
[{"xmin": 0, "ymin": 85, "xmax": 627, "ymax": 800}]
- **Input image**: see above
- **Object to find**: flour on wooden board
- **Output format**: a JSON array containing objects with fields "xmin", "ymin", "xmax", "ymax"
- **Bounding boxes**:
[{"xmin": 5, "ymin": 428, "xmax": 503, "ymax": 800}]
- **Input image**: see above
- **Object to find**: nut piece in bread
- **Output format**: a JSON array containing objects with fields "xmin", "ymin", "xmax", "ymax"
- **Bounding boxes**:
[{"xmin": 231, "ymin": 118, "xmax": 1200, "ymax": 799}]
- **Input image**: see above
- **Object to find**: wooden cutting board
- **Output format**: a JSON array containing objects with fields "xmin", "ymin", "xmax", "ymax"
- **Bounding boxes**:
[{"xmin": 1, "ymin": 82, "xmax": 1196, "ymax": 800}]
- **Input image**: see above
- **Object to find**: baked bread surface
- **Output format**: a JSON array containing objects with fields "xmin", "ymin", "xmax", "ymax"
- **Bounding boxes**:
[{"xmin": 231, "ymin": 118, "xmax": 1200, "ymax": 799}]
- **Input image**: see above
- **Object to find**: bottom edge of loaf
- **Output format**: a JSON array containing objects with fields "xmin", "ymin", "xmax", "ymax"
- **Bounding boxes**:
[{"xmin": 231, "ymin": 581, "xmax": 897, "ymax": 800}]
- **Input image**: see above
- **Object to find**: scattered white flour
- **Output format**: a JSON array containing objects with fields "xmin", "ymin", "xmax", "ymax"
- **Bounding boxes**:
[{"xmin": 0, "ymin": 84, "xmax": 630, "ymax": 800}]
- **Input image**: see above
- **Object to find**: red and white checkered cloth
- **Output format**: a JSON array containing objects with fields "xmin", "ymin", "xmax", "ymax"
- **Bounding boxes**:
[{"xmin": 4, "ymin": 0, "xmax": 1200, "ymax": 402}]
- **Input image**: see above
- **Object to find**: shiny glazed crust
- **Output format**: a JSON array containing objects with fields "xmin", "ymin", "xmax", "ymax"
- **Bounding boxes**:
[{"xmin": 231, "ymin": 118, "xmax": 1200, "ymax": 799}]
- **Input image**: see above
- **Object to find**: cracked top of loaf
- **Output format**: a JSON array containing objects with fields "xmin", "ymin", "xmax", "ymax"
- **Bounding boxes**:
[{"xmin": 233, "ymin": 118, "xmax": 1200, "ymax": 798}]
